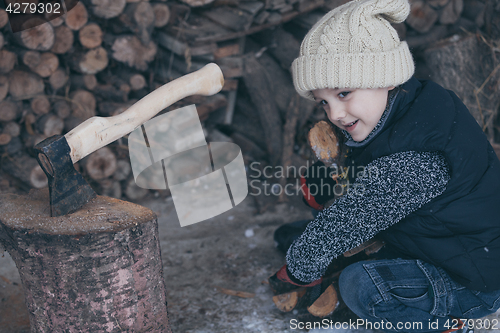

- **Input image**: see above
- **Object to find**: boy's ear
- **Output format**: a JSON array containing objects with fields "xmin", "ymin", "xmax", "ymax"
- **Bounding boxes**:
[{"xmin": 388, "ymin": 86, "xmax": 396, "ymax": 90}]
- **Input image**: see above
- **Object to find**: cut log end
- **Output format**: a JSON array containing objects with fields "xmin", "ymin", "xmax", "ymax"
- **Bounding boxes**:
[
  {"xmin": 70, "ymin": 47, "xmax": 109, "ymax": 75},
  {"xmin": 36, "ymin": 114, "xmax": 64, "ymax": 137},
  {"xmin": 0, "ymin": 9, "xmax": 8, "ymax": 29},
  {"xmin": 29, "ymin": 165, "xmax": 48, "ymax": 189},
  {"xmin": 272, "ymin": 291, "xmax": 300, "ymax": 312},
  {"xmin": 27, "ymin": 52, "xmax": 59, "ymax": 78},
  {"xmin": 49, "ymin": 68, "xmax": 69, "ymax": 90},
  {"xmin": 16, "ymin": 18, "xmax": 55, "ymax": 50},
  {"xmin": 51, "ymin": 25, "xmax": 74, "ymax": 54},
  {"xmin": 307, "ymin": 284, "xmax": 338, "ymax": 318},
  {"xmin": 91, "ymin": 0, "xmax": 127, "ymax": 19},
  {"xmin": 111, "ymin": 36, "xmax": 157, "ymax": 71},
  {"xmin": 65, "ymin": 2, "xmax": 89, "ymax": 31},
  {"xmin": 31, "ymin": 95, "xmax": 51, "ymax": 115},
  {"xmin": 308, "ymin": 120, "xmax": 340, "ymax": 165},
  {"xmin": 0, "ymin": 50, "xmax": 17, "ymax": 74},
  {"xmin": 153, "ymin": 3, "xmax": 170, "ymax": 27},
  {"xmin": 70, "ymin": 89, "xmax": 96, "ymax": 120},
  {"xmin": 9, "ymin": 70, "xmax": 45, "ymax": 100},
  {"xmin": 0, "ymin": 100, "xmax": 19, "ymax": 122},
  {"xmin": 0, "ymin": 75, "xmax": 8, "ymax": 101},
  {"xmin": 125, "ymin": 177, "xmax": 149, "ymax": 201},
  {"xmin": 84, "ymin": 147, "xmax": 118, "ymax": 180},
  {"xmin": 79, "ymin": 23, "xmax": 103, "ymax": 49},
  {"xmin": 0, "ymin": 133, "xmax": 11, "ymax": 145}
]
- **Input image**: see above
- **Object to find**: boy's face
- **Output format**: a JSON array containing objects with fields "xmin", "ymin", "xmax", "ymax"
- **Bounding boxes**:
[{"xmin": 312, "ymin": 87, "xmax": 394, "ymax": 142}]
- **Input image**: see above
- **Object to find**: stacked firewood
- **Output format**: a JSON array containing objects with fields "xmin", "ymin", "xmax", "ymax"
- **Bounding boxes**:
[
  {"xmin": 0, "ymin": 0, "xmax": 172, "ymax": 200},
  {"xmin": 0, "ymin": 0, "xmax": 499, "ymax": 206},
  {"xmin": 0, "ymin": 0, "xmax": 235, "ymax": 201},
  {"xmin": 0, "ymin": 0, "xmax": 329, "ymax": 201}
]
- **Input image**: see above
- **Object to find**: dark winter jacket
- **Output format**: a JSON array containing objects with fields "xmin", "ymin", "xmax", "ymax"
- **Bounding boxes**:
[
  {"xmin": 348, "ymin": 77, "xmax": 500, "ymax": 291},
  {"xmin": 286, "ymin": 77, "xmax": 500, "ymax": 292}
]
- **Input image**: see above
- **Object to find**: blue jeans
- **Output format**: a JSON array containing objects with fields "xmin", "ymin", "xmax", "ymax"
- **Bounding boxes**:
[{"xmin": 339, "ymin": 259, "xmax": 500, "ymax": 332}]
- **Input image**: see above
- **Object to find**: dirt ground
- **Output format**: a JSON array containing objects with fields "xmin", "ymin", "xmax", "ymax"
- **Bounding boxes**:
[{"xmin": 1, "ymin": 191, "xmax": 499, "ymax": 332}]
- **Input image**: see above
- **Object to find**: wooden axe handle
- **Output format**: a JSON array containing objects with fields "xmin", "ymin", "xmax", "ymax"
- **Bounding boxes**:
[{"xmin": 65, "ymin": 63, "xmax": 224, "ymax": 164}]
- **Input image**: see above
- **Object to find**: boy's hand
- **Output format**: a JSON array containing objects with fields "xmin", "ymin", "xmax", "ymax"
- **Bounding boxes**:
[
  {"xmin": 300, "ymin": 161, "xmax": 338, "ymax": 210},
  {"xmin": 269, "ymin": 265, "xmax": 322, "ymax": 295}
]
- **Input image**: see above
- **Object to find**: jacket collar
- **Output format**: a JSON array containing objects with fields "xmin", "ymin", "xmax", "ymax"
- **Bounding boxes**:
[{"xmin": 342, "ymin": 77, "xmax": 422, "ymax": 148}]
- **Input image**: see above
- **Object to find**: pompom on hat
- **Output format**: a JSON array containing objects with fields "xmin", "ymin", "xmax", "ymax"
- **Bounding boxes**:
[{"xmin": 291, "ymin": 0, "xmax": 415, "ymax": 100}]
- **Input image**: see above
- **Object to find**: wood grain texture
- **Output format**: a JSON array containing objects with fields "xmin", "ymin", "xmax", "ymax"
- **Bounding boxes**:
[{"xmin": 0, "ymin": 189, "xmax": 172, "ymax": 332}]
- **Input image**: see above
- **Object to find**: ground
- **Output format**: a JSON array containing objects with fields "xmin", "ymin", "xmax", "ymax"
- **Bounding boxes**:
[{"xmin": 0, "ymin": 192, "xmax": 499, "ymax": 332}]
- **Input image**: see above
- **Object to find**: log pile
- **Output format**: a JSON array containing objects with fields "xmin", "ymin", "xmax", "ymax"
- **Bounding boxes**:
[
  {"xmin": 0, "ymin": 0, "xmax": 226, "ymax": 202},
  {"xmin": 0, "ymin": 0, "xmax": 499, "ymax": 207}
]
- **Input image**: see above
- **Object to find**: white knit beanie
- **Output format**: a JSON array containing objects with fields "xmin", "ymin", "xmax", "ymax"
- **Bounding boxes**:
[{"xmin": 292, "ymin": 0, "xmax": 415, "ymax": 100}]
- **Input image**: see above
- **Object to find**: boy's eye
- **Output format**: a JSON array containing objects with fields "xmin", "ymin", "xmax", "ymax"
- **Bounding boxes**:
[
  {"xmin": 319, "ymin": 100, "xmax": 328, "ymax": 106},
  {"xmin": 338, "ymin": 91, "xmax": 350, "ymax": 98}
]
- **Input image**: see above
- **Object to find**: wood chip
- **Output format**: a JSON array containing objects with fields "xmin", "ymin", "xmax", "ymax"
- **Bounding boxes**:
[{"xmin": 215, "ymin": 286, "xmax": 255, "ymax": 298}]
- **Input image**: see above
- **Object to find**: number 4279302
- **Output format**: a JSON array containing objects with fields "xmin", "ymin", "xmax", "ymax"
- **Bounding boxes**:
[
  {"xmin": 444, "ymin": 318, "xmax": 499, "ymax": 330},
  {"xmin": 5, "ymin": 2, "xmax": 61, "ymax": 14}
]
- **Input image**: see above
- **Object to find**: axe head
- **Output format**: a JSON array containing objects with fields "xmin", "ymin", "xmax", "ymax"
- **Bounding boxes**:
[{"xmin": 34, "ymin": 135, "xmax": 97, "ymax": 217}]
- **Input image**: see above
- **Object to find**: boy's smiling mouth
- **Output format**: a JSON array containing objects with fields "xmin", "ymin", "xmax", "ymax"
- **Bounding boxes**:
[{"xmin": 344, "ymin": 120, "xmax": 359, "ymax": 131}]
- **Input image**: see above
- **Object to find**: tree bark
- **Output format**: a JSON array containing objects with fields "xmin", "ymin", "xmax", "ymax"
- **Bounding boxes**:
[
  {"xmin": 0, "ymin": 189, "xmax": 172, "ymax": 333},
  {"xmin": 279, "ymin": 95, "xmax": 300, "ymax": 201},
  {"xmin": 242, "ymin": 54, "xmax": 283, "ymax": 166},
  {"xmin": 0, "ymin": 154, "xmax": 48, "ymax": 189},
  {"xmin": 0, "ymin": 8, "xmax": 8, "ymax": 29},
  {"xmin": 0, "ymin": 75, "xmax": 9, "ymax": 101}
]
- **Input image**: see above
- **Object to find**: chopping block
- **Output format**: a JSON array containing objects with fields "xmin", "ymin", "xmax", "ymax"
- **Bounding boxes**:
[{"xmin": 0, "ymin": 189, "xmax": 171, "ymax": 333}]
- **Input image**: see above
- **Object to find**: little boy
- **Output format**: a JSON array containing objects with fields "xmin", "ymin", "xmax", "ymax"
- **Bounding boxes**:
[{"xmin": 272, "ymin": 0, "xmax": 500, "ymax": 331}]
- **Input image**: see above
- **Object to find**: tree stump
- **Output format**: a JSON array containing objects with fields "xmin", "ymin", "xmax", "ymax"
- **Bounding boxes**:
[{"xmin": 0, "ymin": 189, "xmax": 172, "ymax": 333}]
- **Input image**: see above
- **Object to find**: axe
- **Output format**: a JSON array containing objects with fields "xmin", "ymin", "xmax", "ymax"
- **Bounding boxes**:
[{"xmin": 34, "ymin": 63, "xmax": 224, "ymax": 217}]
